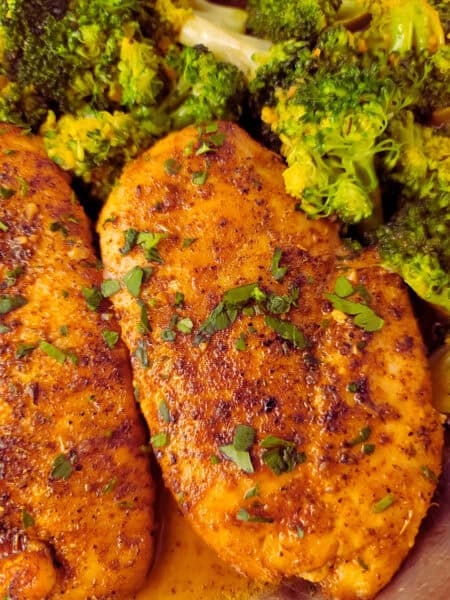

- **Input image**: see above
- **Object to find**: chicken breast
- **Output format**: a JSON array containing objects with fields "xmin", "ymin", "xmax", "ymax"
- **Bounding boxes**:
[
  {"xmin": 0, "ymin": 125, "xmax": 154, "ymax": 599},
  {"xmin": 98, "ymin": 122, "xmax": 443, "ymax": 599}
]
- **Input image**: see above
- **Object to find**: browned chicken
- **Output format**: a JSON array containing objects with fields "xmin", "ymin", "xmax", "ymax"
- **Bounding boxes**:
[
  {"xmin": 98, "ymin": 122, "xmax": 444, "ymax": 599},
  {"xmin": 0, "ymin": 125, "xmax": 154, "ymax": 599}
]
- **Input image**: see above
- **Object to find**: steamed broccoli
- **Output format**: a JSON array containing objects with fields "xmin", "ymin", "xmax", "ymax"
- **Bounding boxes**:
[
  {"xmin": 246, "ymin": 0, "xmax": 342, "ymax": 42},
  {"xmin": 376, "ymin": 112, "xmax": 450, "ymax": 313},
  {"xmin": 163, "ymin": 44, "xmax": 246, "ymax": 129}
]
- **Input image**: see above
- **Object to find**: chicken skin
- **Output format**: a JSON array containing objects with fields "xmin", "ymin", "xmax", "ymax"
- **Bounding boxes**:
[
  {"xmin": 98, "ymin": 122, "xmax": 443, "ymax": 599},
  {"xmin": 0, "ymin": 125, "xmax": 154, "ymax": 599}
]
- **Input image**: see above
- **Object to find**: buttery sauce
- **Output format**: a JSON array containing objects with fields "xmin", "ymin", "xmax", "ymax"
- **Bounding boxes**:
[{"xmin": 138, "ymin": 488, "xmax": 274, "ymax": 600}]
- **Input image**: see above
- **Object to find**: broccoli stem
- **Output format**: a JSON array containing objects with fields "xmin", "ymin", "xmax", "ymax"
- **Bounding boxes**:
[
  {"xmin": 179, "ymin": 14, "xmax": 272, "ymax": 77},
  {"xmin": 192, "ymin": 0, "xmax": 248, "ymax": 33}
]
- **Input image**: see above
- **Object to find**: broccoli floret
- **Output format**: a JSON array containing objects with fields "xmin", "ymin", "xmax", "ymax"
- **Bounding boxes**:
[
  {"xmin": 164, "ymin": 44, "xmax": 246, "ymax": 129},
  {"xmin": 376, "ymin": 113, "xmax": 450, "ymax": 313},
  {"xmin": 246, "ymin": 0, "xmax": 342, "ymax": 42},
  {"xmin": 40, "ymin": 108, "xmax": 167, "ymax": 200}
]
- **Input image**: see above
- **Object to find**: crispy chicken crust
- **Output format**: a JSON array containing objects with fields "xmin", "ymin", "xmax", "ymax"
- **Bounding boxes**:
[
  {"xmin": 0, "ymin": 125, "xmax": 154, "ymax": 599},
  {"xmin": 98, "ymin": 122, "xmax": 443, "ymax": 599}
]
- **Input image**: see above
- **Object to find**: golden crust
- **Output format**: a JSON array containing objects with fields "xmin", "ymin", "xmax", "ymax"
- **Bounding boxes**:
[
  {"xmin": 0, "ymin": 125, "xmax": 154, "ymax": 599},
  {"xmin": 98, "ymin": 122, "xmax": 443, "ymax": 599}
]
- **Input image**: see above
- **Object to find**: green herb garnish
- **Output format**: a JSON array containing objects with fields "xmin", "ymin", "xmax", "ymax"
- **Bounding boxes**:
[
  {"xmin": 15, "ymin": 342, "xmax": 35, "ymax": 358},
  {"xmin": 266, "ymin": 288, "xmax": 299, "ymax": 315},
  {"xmin": 174, "ymin": 291, "xmax": 185, "ymax": 306},
  {"xmin": 0, "ymin": 294, "xmax": 27, "ymax": 314},
  {"xmin": 82, "ymin": 286, "xmax": 102, "ymax": 311},
  {"xmin": 151, "ymin": 432, "xmax": 170, "ymax": 448},
  {"xmin": 0, "ymin": 220, "xmax": 8, "ymax": 232},
  {"xmin": 136, "ymin": 232, "xmax": 169, "ymax": 263},
  {"xmin": 137, "ymin": 300, "xmax": 151, "ymax": 334},
  {"xmin": 51, "ymin": 454, "xmax": 73, "ymax": 480},
  {"xmin": 420, "ymin": 465, "xmax": 438, "ymax": 483},
  {"xmin": 348, "ymin": 426, "xmax": 371, "ymax": 447},
  {"xmin": 373, "ymin": 493, "xmax": 395, "ymax": 513},
  {"xmin": 296, "ymin": 526, "xmax": 304, "ymax": 539},
  {"xmin": 265, "ymin": 316, "xmax": 307, "ymax": 349},
  {"xmin": 260, "ymin": 435, "xmax": 295, "ymax": 449},
  {"xmin": 362, "ymin": 443, "xmax": 376, "ymax": 455},
  {"xmin": 134, "ymin": 340, "xmax": 149, "ymax": 367},
  {"xmin": 235, "ymin": 333, "xmax": 247, "ymax": 351},
  {"xmin": 101, "ymin": 279, "xmax": 120, "ymax": 298},
  {"xmin": 177, "ymin": 317, "xmax": 193, "ymax": 334},
  {"xmin": 102, "ymin": 477, "xmax": 118, "ymax": 495},
  {"xmin": 271, "ymin": 248, "xmax": 287, "ymax": 281},
  {"xmin": 0, "ymin": 186, "xmax": 15, "ymax": 199},
  {"xmin": 39, "ymin": 340, "xmax": 66, "ymax": 364},
  {"xmin": 120, "ymin": 228, "xmax": 138, "ymax": 255},
  {"xmin": 102, "ymin": 329, "xmax": 119, "ymax": 349},
  {"xmin": 220, "ymin": 425, "xmax": 255, "ymax": 474},
  {"xmin": 236, "ymin": 508, "xmax": 273, "ymax": 523},
  {"xmin": 21, "ymin": 509, "xmax": 34, "ymax": 529},
  {"xmin": 159, "ymin": 400, "xmax": 170, "ymax": 424},
  {"xmin": 49, "ymin": 221, "xmax": 68, "ymax": 238},
  {"xmin": 123, "ymin": 266, "xmax": 144, "ymax": 298},
  {"xmin": 244, "ymin": 485, "xmax": 259, "ymax": 499},
  {"xmin": 334, "ymin": 276, "xmax": 354, "ymax": 298},
  {"xmin": 164, "ymin": 158, "xmax": 181, "ymax": 175},
  {"xmin": 192, "ymin": 170, "xmax": 208, "ymax": 185},
  {"xmin": 326, "ymin": 294, "xmax": 384, "ymax": 332},
  {"xmin": 182, "ymin": 238, "xmax": 197, "ymax": 248}
]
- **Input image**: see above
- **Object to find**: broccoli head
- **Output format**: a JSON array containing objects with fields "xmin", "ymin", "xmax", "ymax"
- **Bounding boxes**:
[
  {"xmin": 246, "ymin": 0, "xmax": 342, "ymax": 42},
  {"xmin": 164, "ymin": 44, "xmax": 246, "ymax": 129},
  {"xmin": 255, "ymin": 28, "xmax": 406, "ymax": 225},
  {"xmin": 376, "ymin": 113, "xmax": 450, "ymax": 313}
]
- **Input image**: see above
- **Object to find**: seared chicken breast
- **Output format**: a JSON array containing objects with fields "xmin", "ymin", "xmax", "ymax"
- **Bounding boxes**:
[
  {"xmin": 98, "ymin": 122, "xmax": 443, "ymax": 599},
  {"xmin": 0, "ymin": 125, "xmax": 154, "ymax": 599}
]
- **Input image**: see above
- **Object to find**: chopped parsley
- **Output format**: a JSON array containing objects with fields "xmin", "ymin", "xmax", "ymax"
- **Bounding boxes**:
[
  {"xmin": 0, "ymin": 186, "xmax": 15, "ymax": 199},
  {"xmin": 235, "ymin": 333, "xmax": 247, "ymax": 351},
  {"xmin": 102, "ymin": 477, "xmax": 118, "ymax": 495},
  {"xmin": 182, "ymin": 238, "xmax": 197, "ymax": 248},
  {"xmin": 158, "ymin": 400, "xmax": 170, "ymax": 424},
  {"xmin": 174, "ymin": 291, "xmax": 185, "ymax": 306},
  {"xmin": 210, "ymin": 454, "xmax": 221, "ymax": 465},
  {"xmin": 82, "ymin": 286, "xmax": 102, "ymax": 311},
  {"xmin": 296, "ymin": 526, "xmax": 305, "ymax": 539},
  {"xmin": 176, "ymin": 317, "xmax": 193, "ymax": 334},
  {"xmin": 39, "ymin": 340, "xmax": 67, "ymax": 364},
  {"xmin": 0, "ymin": 324, "xmax": 11, "ymax": 334},
  {"xmin": 0, "ymin": 220, "xmax": 8, "ymax": 232},
  {"xmin": 262, "ymin": 446, "xmax": 306, "ymax": 475},
  {"xmin": 101, "ymin": 279, "xmax": 120, "ymax": 298},
  {"xmin": 260, "ymin": 435, "xmax": 295, "ymax": 449},
  {"xmin": 334, "ymin": 276, "xmax": 354, "ymax": 298},
  {"xmin": 123, "ymin": 266, "xmax": 144, "ymax": 297},
  {"xmin": 264, "ymin": 316, "xmax": 307, "ymax": 349},
  {"xmin": 220, "ymin": 425, "xmax": 255, "ymax": 474},
  {"xmin": 164, "ymin": 158, "xmax": 181, "ymax": 175},
  {"xmin": 0, "ymin": 294, "xmax": 27, "ymax": 314},
  {"xmin": 326, "ymin": 294, "xmax": 384, "ymax": 332},
  {"xmin": 271, "ymin": 248, "xmax": 288, "ymax": 282},
  {"xmin": 357, "ymin": 556, "xmax": 369, "ymax": 571},
  {"xmin": 372, "ymin": 494, "xmax": 395, "ymax": 513},
  {"xmin": 60, "ymin": 325, "xmax": 68, "ymax": 336},
  {"xmin": 51, "ymin": 454, "xmax": 73, "ymax": 480},
  {"xmin": 236, "ymin": 508, "xmax": 273, "ymax": 523},
  {"xmin": 362, "ymin": 443, "xmax": 376, "ymax": 455},
  {"xmin": 134, "ymin": 340, "xmax": 149, "ymax": 368},
  {"xmin": 244, "ymin": 485, "xmax": 259, "ymax": 499},
  {"xmin": 192, "ymin": 169, "xmax": 208, "ymax": 185},
  {"xmin": 348, "ymin": 426, "xmax": 371, "ymax": 447},
  {"xmin": 137, "ymin": 300, "xmax": 151, "ymax": 334},
  {"xmin": 137, "ymin": 232, "xmax": 169, "ymax": 263},
  {"xmin": 102, "ymin": 329, "xmax": 119, "ymax": 349},
  {"xmin": 151, "ymin": 432, "xmax": 170, "ymax": 448},
  {"xmin": 49, "ymin": 221, "xmax": 68, "ymax": 238},
  {"xmin": 266, "ymin": 288, "xmax": 299, "ymax": 314},
  {"xmin": 420, "ymin": 465, "xmax": 438, "ymax": 483},
  {"xmin": 120, "ymin": 228, "xmax": 138, "ymax": 255},
  {"xmin": 15, "ymin": 342, "xmax": 36, "ymax": 358},
  {"xmin": 21, "ymin": 509, "xmax": 34, "ymax": 529}
]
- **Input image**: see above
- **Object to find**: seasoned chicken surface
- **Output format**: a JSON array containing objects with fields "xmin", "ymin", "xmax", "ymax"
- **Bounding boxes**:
[
  {"xmin": 0, "ymin": 125, "xmax": 154, "ymax": 599},
  {"xmin": 98, "ymin": 123, "xmax": 443, "ymax": 599}
]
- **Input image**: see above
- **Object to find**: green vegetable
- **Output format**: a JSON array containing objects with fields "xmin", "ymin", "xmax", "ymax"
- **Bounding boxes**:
[
  {"xmin": 244, "ymin": 485, "xmax": 259, "ymax": 499},
  {"xmin": 372, "ymin": 493, "xmax": 396, "ymax": 513},
  {"xmin": 134, "ymin": 339, "xmax": 149, "ymax": 367},
  {"xmin": 159, "ymin": 400, "xmax": 171, "ymax": 424},
  {"xmin": 236, "ymin": 508, "xmax": 273, "ymax": 523},
  {"xmin": 136, "ymin": 231, "xmax": 169, "ymax": 263},
  {"xmin": 123, "ymin": 266, "xmax": 144, "ymax": 298},
  {"xmin": 262, "ymin": 446, "xmax": 306, "ymax": 475},
  {"xmin": 102, "ymin": 477, "xmax": 118, "ymax": 495},
  {"xmin": 270, "ymin": 247, "xmax": 287, "ymax": 281},
  {"xmin": 82, "ymin": 286, "xmax": 102, "ymax": 311},
  {"xmin": 334, "ymin": 276, "xmax": 354, "ymax": 298},
  {"xmin": 51, "ymin": 454, "xmax": 73, "ymax": 480},
  {"xmin": 39, "ymin": 340, "xmax": 67, "ymax": 364},
  {"xmin": 348, "ymin": 426, "xmax": 371, "ymax": 446},
  {"xmin": 15, "ymin": 343, "xmax": 36, "ymax": 359},
  {"xmin": 0, "ymin": 294, "xmax": 27, "ymax": 314},
  {"xmin": 220, "ymin": 424, "xmax": 256, "ymax": 473},
  {"xmin": 246, "ymin": 0, "xmax": 341, "ymax": 42},
  {"xmin": 164, "ymin": 158, "xmax": 181, "ymax": 175},
  {"xmin": 102, "ymin": 329, "xmax": 120, "ymax": 349},
  {"xmin": 120, "ymin": 229, "xmax": 139, "ymax": 256},
  {"xmin": 137, "ymin": 301, "xmax": 151, "ymax": 334},
  {"xmin": 264, "ymin": 316, "xmax": 307, "ymax": 348},
  {"xmin": 326, "ymin": 294, "xmax": 384, "ymax": 332},
  {"xmin": 101, "ymin": 279, "xmax": 120, "ymax": 298},
  {"xmin": 235, "ymin": 333, "xmax": 247, "ymax": 351},
  {"xmin": 260, "ymin": 435, "xmax": 295, "ymax": 448},
  {"xmin": 0, "ymin": 221, "xmax": 8, "ymax": 232},
  {"xmin": 176, "ymin": 317, "xmax": 193, "ymax": 334},
  {"xmin": 21, "ymin": 509, "xmax": 34, "ymax": 529},
  {"xmin": 151, "ymin": 431, "xmax": 170, "ymax": 448},
  {"xmin": 0, "ymin": 186, "xmax": 15, "ymax": 199}
]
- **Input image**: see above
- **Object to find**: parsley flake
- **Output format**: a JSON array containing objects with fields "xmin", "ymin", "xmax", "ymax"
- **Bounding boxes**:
[
  {"xmin": 137, "ymin": 300, "xmax": 151, "ymax": 334},
  {"xmin": 21, "ymin": 509, "xmax": 34, "ymax": 529},
  {"xmin": 101, "ymin": 279, "xmax": 120, "ymax": 298},
  {"xmin": 372, "ymin": 494, "xmax": 395, "ymax": 513},
  {"xmin": 326, "ymin": 294, "xmax": 384, "ymax": 332},
  {"xmin": 136, "ymin": 232, "xmax": 169, "ymax": 263},
  {"xmin": 260, "ymin": 435, "xmax": 295, "ymax": 449},
  {"xmin": 134, "ymin": 340, "xmax": 149, "ymax": 367},
  {"xmin": 39, "ymin": 340, "xmax": 66, "ymax": 364},
  {"xmin": 182, "ymin": 238, "xmax": 197, "ymax": 248},
  {"xmin": 420, "ymin": 465, "xmax": 438, "ymax": 483},
  {"xmin": 237, "ymin": 508, "xmax": 273, "ymax": 523},
  {"xmin": 123, "ymin": 266, "xmax": 144, "ymax": 297},
  {"xmin": 0, "ymin": 186, "xmax": 15, "ymax": 199},
  {"xmin": 164, "ymin": 158, "xmax": 181, "ymax": 176},
  {"xmin": 271, "ymin": 248, "xmax": 287, "ymax": 281},
  {"xmin": 235, "ymin": 333, "xmax": 247, "ymax": 351},
  {"xmin": 334, "ymin": 276, "xmax": 354, "ymax": 298},
  {"xmin": 82, "ymin": 286, "xmax": 102, "ymax": 311},
  {"xmin": 265, "ymin": 316, "xmax": 307, "ymax": 349},
  {"xmin": 0, "ymin": 220, "xmax": 8, "ymax": 232},
  {"xmin": 348, "ymin": 426, "xmax": 371, "ymax": 447},
  {"xmin": 158, "ymin": 400, "xmax": 170, "ymax": 424},
  {"xmin": 151, "ymin": 432, "xmax": 170, "ymax": 448},
  {"xmin": 51, "ymin": 454, "xmax": 73, "ymax": 480},
  {"xmin": 0, "ymin": 294, "xmax": 27, "ymax": 315},
  {"xmin": 102, "ymin": 477, "xmax": 118, "ymax": 495},
  {"xmin": 120, "ymin": 228, "xmax": 138, "ymax": 255},
  {"xmin": 174, "ymin": 291, "xmax": 185, "ymax": 306},
  {"xmin": 244, "ymin": 485, "xmax": 259, "ymax": 499},
  {"xmin": 102, "ymin": 329, "xmax": 119, "ymax": 349},
  {"xmin": 176, "ymin": 317, "xmax": 193, "ymax": 334},
  {"xmin": 192, "ymin": 170, "xmax": 208, "ymax": 185},
  {"xmin": 15, "ymin": 342, "xmax": 36, "ymax": 358}
]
